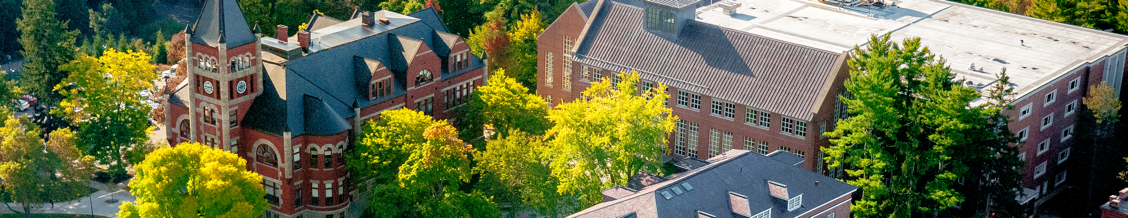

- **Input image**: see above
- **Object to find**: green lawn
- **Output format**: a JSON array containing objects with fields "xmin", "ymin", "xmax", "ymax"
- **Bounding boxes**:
[{"xmin": 0, "ymin": 214, "xmax": 109, "ymax": 218}]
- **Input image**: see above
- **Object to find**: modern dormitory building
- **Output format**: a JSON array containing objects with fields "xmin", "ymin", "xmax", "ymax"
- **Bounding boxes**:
[
  {"xmin": 163, "ymin": 0, "xmax": 486, "ymax": 216},
  {"xmin": 538, "ymin": 0, "xmax": 1128, "ymax": 208},
  {"xmin": 567, "ymin": 150, "xmax": 857, "ymax": 218}
]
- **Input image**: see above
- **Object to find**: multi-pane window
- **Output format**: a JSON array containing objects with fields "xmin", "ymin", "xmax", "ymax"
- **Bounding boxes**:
[
  {"xmin": 779, "ymin": 146, "xmax": 792, "ymax": 154},
  {"xmin": 645, "ymin": 7, "xmax": 675, "ymax": 33},
  {"xmin": 724, "ymin": 103, "xmax": 735, "ymax": 118},
  {"xmin": 795, "ymin": 121, "xmax": 807, "ymax": 137},
  {"xmin": 781, "ymin": 117, "xmax": 794, "ymax": 135},
  {"xmin": 444, "ymin": 82, "xmax": 475, "ymax": 110},
  {"xmin": 293, "ymin": 147, "xmax": 302, "ymax": 170},
  {"xmin": 688, "ymin": 122, "xmax": 699, "ymax": 157},
  {"xmin": 230, "ymin": 110, "xmax": 238, "ymax": 128},
  {"xmin": 324, "ymin": 151, "xmax": 333, "ymax": 168},
  {"xmin": 760, "ymin": 112, "xmax": 771, "ymax": 128},
  {"xmin": 263, "ymin": 180, "xmax": 279, "ymax": 205},
  {"xmin": 311, "ymin": 183, "xmax": 320, "ymax": 205},
  {"xmin": 1044, "ymin": 90, "xmax": 1057, "ymax": 106},
  {"xmin": 179, "ymin": 120, "xmax": 190, "ymax": 138},
  {"xmin": 675, "ymin": 120, "xmax": 688, "ymax": 156},
  {"xmin": 545, "ymin": 52, "xmax": 554, "ymax": 86},
  {"xmin": 1037, "ymin": 139, "xmax": 1050, "ymax": 155},
  {"xmin": 722, "ymin": 132, "xmax": 733, "ymax": 153},
  {"xmin": 794, "ymin": 150, "xmax": 804, "ymax": 158},
  {"xmin": 1034, "ymin": 161, "xmax": 1047, "ymax": 178},
  {"xmin": 1019, "ymin": 103, "xmax": 1033, "ymax": 120},
  {"xmin": 690, "ymin": 94, "xmax": 701, "ymax": 109},
  {"xmin": 415, "ymin": 70, "xmax": 433, "ymax": 86},
  {"xmin": 257, "ymin": 146, "xmax": 278, "ymax": 167},
  {"xmin": 746, "ymin": 109, "xmax": 759, "ymax": 124},
  {"xmin": 563, "ymin": 36, "xmax": 574, "ymax": 91},
  {"xmin": 744, "ymin": 137, "xmax": 755, "ymax": 152},
  {"xmin": 759, "ymin": 141, "xmax": 769, "ymax": 155},
  {"xmin": 1058, "ymin": 147, "xmax": 1070, "ymax": 163},
  {"xmin": 677, "ymin": 91, "xmax": 689, "ymax": 107},
  {"xmin": 295, "ymin": 186, "xmax": 303, "ymax": 207},
  {"xmin": 642, "ymin": 81, "xmax": 654, "ymax": 93},
  {"xmin": 309, "ymin": 149, "xmax": 318, "ymax": 168},
  {"xmin": 1068, "ymin": 78, "xmax": 1080, "ymax": 93},
  {"xmin": 711, "ymin": 100, "xmax": 724, "ymax": 116},
  {"xmin": 1065, "ymin": 100, "xmax": 1077, "ymax": 116},
  {"xmin": 1041, "ymin": 113, "xmax": 1054, "ymax": 130},
  {"xmin": 611, "ymin": 73, "xmax": 621, "ymax": 89},
  {"xmin": 453, "ymin": 52, "xmax": 469, "ymax": 71},
  {"xmin": 833, "ymin": 91, "xmax": 852, "ymax": 130},
  {"xmin": 1017, "ymin": 127, "xmax": 1028, "ymax": 141},
  {"xmin": 325, "ymin": 182, "xmax": 334, "ymax": 206},
  {"xmin": 581, "ymin": 65, "xmax": 591, "ymax": 81},
  {"xmin": 371, "ymin": 79, "xmax": 393, "ymax": 100},
  {"xmin": 1061, "ymin": 125, "xmax": 1074, "ymax": 141},
  {"xmin": 709, "ymin": 129, "xmax": 721, "ymax": 157},
  {"xmin": 415, "ymin": 97, "xmax": 434, "ymax": 115}
]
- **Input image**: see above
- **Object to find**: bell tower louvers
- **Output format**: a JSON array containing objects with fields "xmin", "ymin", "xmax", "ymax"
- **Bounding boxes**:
[{"xmin": 184, "ymin": 0, "xmax": 262, "ymax": 153}]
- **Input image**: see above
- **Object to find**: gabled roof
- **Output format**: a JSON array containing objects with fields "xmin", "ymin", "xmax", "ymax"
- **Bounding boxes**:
[
  {"xmin": 390, "ymin": 35, "xmax": 424, "ymax": 70},
  {"xmin": 407, "ymin": 7, "xmax": 450, "ymax": 33},
  {"xmin": 190, "ymin": 0, "xmax": 256, "ymax": 47},
  {"xmin": 572, "ymin": 0, "xmax": 843, "ymax": 120},
  {"xmin": 432, "ymin": 31, "xmax": 460, "ymax": 56},
  {"xmin": 302, "ymin": 95, "xmax": 351, "ymax": 136},
  {"xmin": 567, "ymin": 150, "xmax": 856, "ymax": 218},
  {"xmin": 306, "ymin": 13, "xmax": 344, "ymax": 32}
]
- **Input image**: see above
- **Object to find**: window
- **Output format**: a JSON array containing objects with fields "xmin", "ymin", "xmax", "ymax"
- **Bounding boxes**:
[
  {"xmin": 611, "ymin": 73, "xmax": 622, "ymax": 89},
  {"xmin": 325, "ymin": 182, "xmax": 334, "ymax": 206},
  {"xmin": 746, "ymin": 108, "xmax": 758, "ymax": 124},
  {"xmin": 833, "ymin": 92, "xmax": 851, "ymax": 130},
  {"xmin": 759, "ymin": 141, "xmax": 769, "ymax": 155},
  {"xmin": 677, "ymin": 91, "xmax": 689, "ymax": 107},
  {"xmin": 294, "ymin": 187, "xmax": 303, "ymax": 207},
  {"xmin": 309, "ymin": 149, "xmax": 318, "ymax": 168},
  {"xmin": 1044, "ymin": 90, "xmax": 1057, "ymax": 106},
  {"xmin": 592, "ymin": 69, "xmax": 603, "ymax": 83},
  {"xmin": 709, "ymin": 129, "xmax": 720, "ymax": 157},
  {"xmin": 1068, "ymin": 77, "xmax": 1080, "ymax": 93},
  {"xmin": 711, "ymin": 100, "xmax": 724, "ymax": 116},
  {"xmin": 642, "ymin": 81, "xmax": 654, "ymax": 94},
  {"xmin": 1034, "ymin": 161, "xmax": 1047, "ymax": 178},
  {"xmin": 1019, "ymin": 152, "xmax": 1026, "ymax": 162},
  {"xmin": 311, "ymin": 183, "xmax": 320, "ymax": 205},
  {"xmin": 760, "ymin": 112, "xmax": 771, "ymax": 128},
  {"xmin": 678, "ymin": 91, "xmax": 701, "ymax": 110},
  {"xmin": 744, "ymin": 137, "xmax": 755, "ymax": 152},
  {"xmin": 675, "ymin": 120, "xmax": 688, "ymax": 156},
  {"xmin": 724, "ymin": 103, "xmax": 735, "ymax": 118},
  {"xmin": 1016, "ymin": 127, "xmax": 1028, "ymax": 141},
  {"xmin": 795, "ymin": 121, "xmax": 807, "ymax": 137},
  {"xmin": 562, "ymin": 36, "xmax": 573, "ymax": 91},
  {"xmin": 230, "ymin": 110, "xmax": 238, "ymax": 128},
  {"xmin": 1058, "ymin": 147, "xmax": 1070, "ymax": 164},
  {"xmin": 1019, "ymin": 103, "xmax": 1032, "ymax": 120},
  {"xmin": 828, "ymin": 213, "xmax": 835, "ymax": 218},
  {"xmin": 1065, "ymin": 100, "xmax": 1077, "ymax": 116},
  {"xmin": 1037, "ymin": 139, "xmax": 1050, "ymax": 155},
  {"xmin": 722, "ymin": 132, "xmax": 733, "ymax": 153},
  {"xmin": 688, "ymin": 122, "xmax": 699, "ymax": 157},
  {"xmin": 415, "ymin": 70, "xmax": 433, "ymax": 86},
  {"xmin": 820, "ymin": 122, "xmax": 826, "ymax": 139},
  {"xmin": 794, "ymin": 150, "xmax": 804, "ymax": 158},
  {"xmin": 645, "ymin": 7, "xmax": 675, "ymax": 33},
  {"xmin": 690, "ymin": 94, "xmax": 701, "ymax": 109},
  {"xmin": 371, "ymin": 79, "xmax": 393, "ymax": 100},
  {"xmin": 581, "ymin": 65, "xmax": 591, "ymax": 81},
  {"xmin": 415, "ymin": 97, "xmax": 433, "ymax": 115},
  {"xmin": 1041, "ymin": 113, "xmax": 1054, "ymax": 130},
  {"xmin": 179, "ymin": 120, "xmax": 190, "ymax": 138},
  {"xmin": 1055, "ymin": 171, "xmax": 1067, "ymax": 186},
  {"xmin": 779, "ymin": 146, "xmax": 792, "ymax": 154},
  {"xmin": 545, "ymin": 52, "xmax": 554, "ymax": 86},
  {"xmin": 453, "ymin": 52, "xmax": 469, "ymax": 71},
  {"xmin": 750, "ymin": 208, "xmax": 771, "ymax": 218},
  {"xmin": 787, "ymin": 194, "xmax": 802, "ymax": 211},
  {"xmin": 324, "ymin": 150, "xmax": 333, "ymax": 168},
  {"xmin": 293, "ymin": 147, "xmax": 302, "ymax": 170},
  {"xmin": 781, "ymin": 117, "xmax": 794, "ymax": 135},
  {"xmin": 263, "ymin": 180, "xmax": 279, "ymax": 205},
  {"xmin": 1061, "ymin": 125, "xmax": 1074, "ymax": 142},
  {"xmin": 257, "ymin": 145, "xmax": 278, "ymax": 167}
]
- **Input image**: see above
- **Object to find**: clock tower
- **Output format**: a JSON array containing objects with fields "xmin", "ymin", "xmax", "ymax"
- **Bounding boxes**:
[{"xmin": 183, "ymin": 0, "xmax": 262, "ymax": 153}]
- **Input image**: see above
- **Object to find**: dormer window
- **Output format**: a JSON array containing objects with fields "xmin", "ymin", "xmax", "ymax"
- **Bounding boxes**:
[
  {"xmin": 371, "ymin": 79, "xmax": 393, "ymax": 100},
  {"xmin": 415, "ymin": 70, "xmax": 433, "ymax": 86},
  {"xmin": 646, "ymin": 7, "xmax": 676, "ymax": 33}
]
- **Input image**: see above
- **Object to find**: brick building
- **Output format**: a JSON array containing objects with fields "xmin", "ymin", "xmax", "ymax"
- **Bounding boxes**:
[
  {"xmin": 539, "ymin": 0, "xmax": 1128, "ymax": 209},
  {"xmin": 568, "ymin": 150, "xmax": 856, "ymax": 218},
  {"xmin": 163, "ymin": 1, "xmax": 486, "ymax": 217}
]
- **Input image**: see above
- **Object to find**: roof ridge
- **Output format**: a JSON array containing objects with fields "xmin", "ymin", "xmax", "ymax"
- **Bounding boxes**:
[{"xmin": 286, "ymin": 68, "xmax": 353, "ymax": 108}]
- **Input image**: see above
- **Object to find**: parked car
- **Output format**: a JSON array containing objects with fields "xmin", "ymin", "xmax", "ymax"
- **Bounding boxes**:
[
  {"xmin": 21, "ymin": 94, "xmax": 36, "ymax": 106},
  {"xmin": 16, "ymin": 99, "xmax": 28, "ymax": 111}
]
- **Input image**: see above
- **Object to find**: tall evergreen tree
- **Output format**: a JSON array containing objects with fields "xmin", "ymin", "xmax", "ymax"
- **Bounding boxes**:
[
  {"xmin": 0, "ymin": 0, "xmax": 22, "ymax": 56},
  {"xmin": 824, "ymin": 33, "xmax": 998, "ymax": 217},
  {"xmin": 18, "ymin": 0, "xmax": 80, "ymax": 106}
]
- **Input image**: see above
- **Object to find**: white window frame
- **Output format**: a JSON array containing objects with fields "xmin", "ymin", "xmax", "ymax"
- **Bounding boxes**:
[
  {"xmin": 1016, "ymin": 127, "xmax": 1029, "ymax": 141},
  {"xmin": 1019, "ymin": 152, "xmax": 1026, "ymax": 162},
  {"xmin": 746, "ymin": 108, "xmax": 759, "ymax": 126},
  {"xmin": 1019, "ymin": 103, "xmax": 1033, "ymax": 120},
  {"xmin": 795, "ymin": 121, "xmax": 807, "ymax": 138},
  {"xmin": 1040, "ymin": 113, "xmax": 1054, "ymax": 130},
  {"xmin": 759, "ymin": 141, "xmax": 769, "ymax": 155},
  {"xmin": 711, "ymin": 99, "xmax": 724, "ymax": 117},
  {"xmin": 722, "ymin": 131, "xmax": 733, "ymax": 153},
  {"xmin": 545, "ymin": 52, "xmax": 554, "ymax": 87},
  {"xmin": 750, "ymin": 208, "xmax": 771, "ymax": 218},
  {"xmin": 1061, "ymin": 125, "xmax": 1074, "ymax": 142},
  {"xmin": 724, "ymin": 102, "xmax": 735, "ymax": 119},
  {"xmin": 1044, "ymin": 89, "xmax": 1057, "ymax": 106},
  {"xmin": 1065, "ymin": 100, "xmax": 1077, "ymax": 117},
  {"xmin": 709, "ymin": 129, "xmax": 721, "ymax": 158},
  {"xmin": 1068, "ymin": 77, "xmax": 1080, "ymax": 94},
  {"xmin": 1034, "ymin": 161, "xmax": 1047, "ymax": 178},
  {"xmin": 1058, "ymin": 147, "xmax": 1070, "ymax": 164},
  {"xmin": 781, "ymin": 117, "xmax": 794, "ymax": 135},
  {"xmin": 1037, "ymin": 139, "xmax": 1050, "ymax": 156},
  {"xmin": 787, "ymin": 194, "xmax": 803, "ymax": 211},
  {"xmin": 1055, "ymin": 170, "xmax": 1067, "ymax": 186},
  {"xmin": 760, "ymin": 112, "xmax": 771, "ymax": 128}
]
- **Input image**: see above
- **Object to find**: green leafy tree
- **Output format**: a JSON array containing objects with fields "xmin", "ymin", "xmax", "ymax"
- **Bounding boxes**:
[
  {"xmin": 237, "ymin": 0, "xmax": 273, "ymax": 36},
  {"xmin": 89, "ymin": 3, "xmax": 123, "ymax": 36},
  {"xmin": 0, "ymin": 70, "xmax": 18, "ymax": 111},
  {"xmin": 55, "ymin": 0, "xmax": 90, "ymax": 34},
  {"xmin": 117, "ymin": 142, "xmax": 269, "ymax": 218},
  {"xmin": 545, "ymin": 71, "xmax": 676, "ymax": 207},
  {"xmin": 475, "ymin": 130, "xmax": 574, "ymax": 217},
  {"xmin": 473, "ymin": 69, "xmax": 550, "ymax": 137},
  {"xmin": 824, "ymin": 33, "xmax": 992, "ymax": 217},
  {"xmin": 1085, "ymin": 81, "xmax": 1122, "ymax": 210},
  {"xmin": 436, "ymin": 0, "xmax": 485, "ymax": 36},
  {"xmin": 55, "ymin": 49, "xmax": 156, "ymax": 173},
  {"xmin": 348, "ymin": 108, "xmax": 435, "ymax": 187},
  {"xmin": 505, "ymin": 12, "xmax": 544, "ymax": 92},
  {"xmin": 379, "ymin": 0, "xmax": 426, "ymax": 14},
  {"xmin": 272, "ymin": 0, "xmax": 314, "ymax": 34},
  {"xmin": 1026, "ymin": 0, "xmax": 1106, "ymax": 28},
  {"xmin": 0, "ymin": 117, "xmax": 97, "ymax": 215},
  {"xmin": 18, "ymin": 0, "xmax": 80, "ymax": 106}
]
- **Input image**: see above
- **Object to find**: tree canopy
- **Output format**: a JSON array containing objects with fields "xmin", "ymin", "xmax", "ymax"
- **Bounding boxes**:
[
  {"xmin": 56, "ymin": 49, "xmax": 156, "ymax": 173},
  {"xmin": 544, "ymin": 71, "xmax": 675, "ymax": 206},
  {"xmin": 18, "ymin": 0, "xmax": 80, "ymax": 106},
  {"xmin": 0, "ymin": 117, "xmax": 96, "ymax": 214},
  {"xmin": 118, "ymin": 142, "xmax": 269, "ymax": 218}
]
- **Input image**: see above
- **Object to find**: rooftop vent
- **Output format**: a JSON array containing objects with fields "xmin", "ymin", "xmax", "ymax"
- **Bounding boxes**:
[
  {"xmin": 768, "ymin": 181, "xmax": 788, "ymax": 200},
  {"xmin": 672, "ymin": 187, "xmax": 684, "ymax": 195},
  {"xmin": 682, "ymin": 182, "xmax": 694, "ymax": 191},
  {"xmin": 718, "ymin": 0, "xmax": 742, "ymax": 15},
  {"xmin": 379, "ymin": 17, "xmax": 391, "ymax": 25},
  {"xmin": 697, "ymin": 211, "xmax": 717, "ymax": 218},
  {"xmin": 661, "ymin": 191, "xmax": 673, "ymax": 199}
]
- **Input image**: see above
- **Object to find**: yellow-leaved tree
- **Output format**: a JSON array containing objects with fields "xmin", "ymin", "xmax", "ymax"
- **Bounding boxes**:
[
  {"xmin": 118, "ymin": 142, "xmax": 268, "ymax": 218},
  {"xmin": 0, "ymin": 116, "xmax": 96, "ymax": 215}
]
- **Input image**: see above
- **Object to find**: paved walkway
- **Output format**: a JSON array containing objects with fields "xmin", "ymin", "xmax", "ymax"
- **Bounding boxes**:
[{"xmin": 0, "ymin": 180, "xmax": 135, "ymax": 217}]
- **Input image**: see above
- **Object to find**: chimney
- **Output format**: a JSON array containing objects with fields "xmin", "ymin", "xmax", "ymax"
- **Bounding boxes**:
[
  {"xmin": 276, "ymin": 25, "xmax": 289, "ymax": 43},
  {"xmin": 379, "ymin": 17, "xmax": 390, "ymax": 25},
  {"xmin": 1119, "ymin": 188, "xmax": 1128, "ymax": 200},
  {"xmin": 362, "ymin": 12, "xmax": 374, "ymax": 27},
  {"xmin": 297, "ymin": 30, "xmax": 310, "ymax": 49}
]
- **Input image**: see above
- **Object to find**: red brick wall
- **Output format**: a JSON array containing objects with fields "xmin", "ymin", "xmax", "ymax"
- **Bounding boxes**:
[{"xmin": 537, "ymin": 3, "xmax": 587, "ymax": 104}]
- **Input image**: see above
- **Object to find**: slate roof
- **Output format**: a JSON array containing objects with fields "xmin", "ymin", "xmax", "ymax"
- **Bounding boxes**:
[
  {"xmin": 189, "ymin": 0, "xmax": 256, "ymax": 47},
  {"xmin": 572, "ymin": 0, "xmax": 844, "ymax": 120},
  {"xmin": 644, "ymin": 0, "xmax": 702, "ymax": 8},
  {"xmin": 242, "ymin": 8, "xmax": 484, "ymax": 136},
  {"xmin": 168, "ymin": 79, "xmax": 191, "ymax": 107},
  {"xmin": 567, "ymin": 150, "xmax": 856, "ymax": 218},
  {"xmin": 305, "ymin": 13, "xmax": 343, "ymax": 32}
]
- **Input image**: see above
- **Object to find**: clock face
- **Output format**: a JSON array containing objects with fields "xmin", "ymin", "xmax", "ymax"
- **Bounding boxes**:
[
  {"xmin": 237, "ymin": 81, "xmax": 247, "ymax": 94},
  {"xmin": 203, "ymin": 81, "xmax": 214, "ymax": 94}
]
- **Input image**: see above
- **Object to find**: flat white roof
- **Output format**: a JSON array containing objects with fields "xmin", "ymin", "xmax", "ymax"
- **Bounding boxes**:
[{"xmin": 697, "ymin": 0, "xmax": 1128, "ymax": 98}]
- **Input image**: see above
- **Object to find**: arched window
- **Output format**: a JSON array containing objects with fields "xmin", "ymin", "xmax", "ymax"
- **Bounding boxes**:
[
  {"xmin": 309, "ymin": 147, "xmax": 319, "ymax": 168},
  {"xmin": 179, "ymin": 120, "xmax": 190, "ymax": 138},
  {"xmin": 323, "ymin": 149, "xmax": 333, "ymax": 168},
  {"xmin": 257, "ymin": 145, "xmax": 278, "ymax": 167},
  {"xmin": 415, "ymin": 70, "xmax": 433, "ymax": 86}
]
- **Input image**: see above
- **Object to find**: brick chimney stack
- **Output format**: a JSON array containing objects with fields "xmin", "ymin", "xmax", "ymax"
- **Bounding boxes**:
[
  {"xmin": 277, "ymin": 25, "xmax": 289, "ymax": 43},
  {"xmin": 362, "ymin": 12, "xmax": 374, "ymax": 27},
  {"xmin": 298, "ymin": 30, "xmax": 310, "ymax": 49},
  {"xmin": 379, "ymin": 17, "xmax": 390, "ymax": 25}
]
